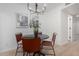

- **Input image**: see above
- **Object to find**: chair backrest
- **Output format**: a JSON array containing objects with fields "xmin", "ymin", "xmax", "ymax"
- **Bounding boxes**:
[
  {"xmin": 16, "ymin": 33, "xmax": 22, "ymax": 42},
  {"xmin": 22, "ymin": 37, "xmax": 41, "ymax": 53},
  {"xmin": 52, "ymin": 32, "xmax": 57, "ymax": 47}
]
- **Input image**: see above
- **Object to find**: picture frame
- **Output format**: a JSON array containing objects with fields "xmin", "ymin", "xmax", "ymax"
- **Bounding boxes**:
[{"xmin": 16, "ymin": 13, "xmax": 29, "ymax": 28}]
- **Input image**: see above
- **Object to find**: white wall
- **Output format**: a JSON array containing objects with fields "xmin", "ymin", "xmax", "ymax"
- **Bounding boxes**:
[
  {"xmin": 39, "ymin": 4, "xmax": 65, "ymax": 45},
  {"xmin": 72, "ymin": 16, "xmax": 79, "ymax": 41},
  {"xmin": 61, "ymin": 11, "xmax": 69, "ymax": 44},
  {"xmin": 0, "ymin": 3, "xmax": 30, "ymax": 52},
  {"xmin": 0, "ymin": 12, "xmax": 17, "ymax": 52}
]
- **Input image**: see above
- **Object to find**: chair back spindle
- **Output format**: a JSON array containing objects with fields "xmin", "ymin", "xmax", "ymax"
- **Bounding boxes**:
[{"xmin": 52, "ymin": 32, "xmax": 57, "ymax": 47}]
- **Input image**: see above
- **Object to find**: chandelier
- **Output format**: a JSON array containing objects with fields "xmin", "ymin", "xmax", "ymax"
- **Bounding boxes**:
[{"xmin": 27, "ymin": 3, "xmax": 46, "ymax": 14}]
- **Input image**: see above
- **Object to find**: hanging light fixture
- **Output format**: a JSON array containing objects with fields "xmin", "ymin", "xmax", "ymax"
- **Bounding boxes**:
[
  {"xmin": 28, "ymin": 3, "xmax": 46, "ymax": 29},
  {"xmin": 27, "ymin": 3, "xmax": 46, "ymax": 14}
]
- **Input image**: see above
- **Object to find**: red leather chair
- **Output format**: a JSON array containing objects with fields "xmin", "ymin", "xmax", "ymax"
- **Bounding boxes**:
[
  {"xmin": 22, "ymin": 37, "xmax": 41, "ymax": 56},
  {"xmin": 15, "ymin": 33, "xmax": 22, "ymax": 55},
  {"xmin": 42, "ymin": 32, "xmax": 57, "ymax": 56}
]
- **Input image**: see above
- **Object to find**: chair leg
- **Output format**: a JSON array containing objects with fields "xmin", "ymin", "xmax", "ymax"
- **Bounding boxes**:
[
  {"xmin": 33, "ymin": 51, "xmax": 45, "ymax": 56},
  {"xmin": 39, "ymin": 52, "xmax": 45, "ymax": 56},
  {"xmin": 26, "ymin": 53, "xmax": 30, "ymax": 56},
  {"xmin": 23, "ymin": 52, "xmax": 25, "ymax": 56},
  {"xmin": 33, "ymin": 52, "xmax": 36, "ymax": 56},
  {"xmin": 53, "ymin": 48, "xmax": 56, "ymax": 56}
]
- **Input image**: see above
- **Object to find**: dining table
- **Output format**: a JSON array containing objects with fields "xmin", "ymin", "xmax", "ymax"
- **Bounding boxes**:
[
  {"xmin": 23, "ymin": 34, "xmax": 49, "ymax": 40},
  {"xmin": 22, "ymin": 34, "xmax": 49, "ymax": 56}
]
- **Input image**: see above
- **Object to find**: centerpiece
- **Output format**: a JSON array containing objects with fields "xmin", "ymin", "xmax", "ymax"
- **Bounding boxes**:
[{"xmin": 30, "ymin": 20, "xmax": 40, "ymax": 38}]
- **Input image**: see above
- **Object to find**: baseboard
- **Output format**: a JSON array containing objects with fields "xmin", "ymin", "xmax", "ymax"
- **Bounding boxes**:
[{"xmin": 0, "ymin": 48, "xmax": 16, "ymax": 56}]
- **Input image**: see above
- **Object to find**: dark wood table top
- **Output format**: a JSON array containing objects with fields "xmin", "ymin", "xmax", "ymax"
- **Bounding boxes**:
[{"xmin": 23, "ymin": 34, "xmax": 49, "ymax": 40}]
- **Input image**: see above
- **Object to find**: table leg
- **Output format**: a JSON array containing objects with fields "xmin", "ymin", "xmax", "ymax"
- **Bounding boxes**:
[{"xmin": 33, "ymin": 51, "xmax": 45, "ymax": 56}]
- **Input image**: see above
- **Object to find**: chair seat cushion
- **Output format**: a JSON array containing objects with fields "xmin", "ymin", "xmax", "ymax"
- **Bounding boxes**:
[{"xmin": 42, "ymin": 41, "xmax": 52, "ymax": 46}]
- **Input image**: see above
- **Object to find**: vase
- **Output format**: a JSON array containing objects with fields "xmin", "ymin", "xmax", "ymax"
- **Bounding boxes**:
[{"xmin": 34, "ymin": 30, "xmax": 38, "ymax": 38}]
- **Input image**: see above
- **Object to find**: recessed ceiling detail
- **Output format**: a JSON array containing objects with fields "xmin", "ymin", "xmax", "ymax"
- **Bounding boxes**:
[{"xmin": 63, "ymin": 3, "xmax": 79, "ymax": 16}]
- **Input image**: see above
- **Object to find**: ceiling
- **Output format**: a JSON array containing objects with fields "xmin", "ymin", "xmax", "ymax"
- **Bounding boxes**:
[
  {"xmin": 45, "ymin": 3, "xmax": 62, "ymax": 11},
  {"xmin": 63, "ymin": 3, "xmax": 79, "ymax": 16},
  {"xmin": 0, "ymin": 3, "xmax": 62, "ymax": 12}
]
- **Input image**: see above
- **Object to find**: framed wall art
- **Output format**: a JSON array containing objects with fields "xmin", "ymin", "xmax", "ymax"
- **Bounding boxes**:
[{"xmin": 16, "ymin": 13, "xmax": 29, "ymax": 28}]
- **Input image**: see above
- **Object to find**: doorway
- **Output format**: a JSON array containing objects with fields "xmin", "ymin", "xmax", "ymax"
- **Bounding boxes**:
[{"xmin": 62, "ymin": 3, "xmax": 79, "ymax": 42}]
